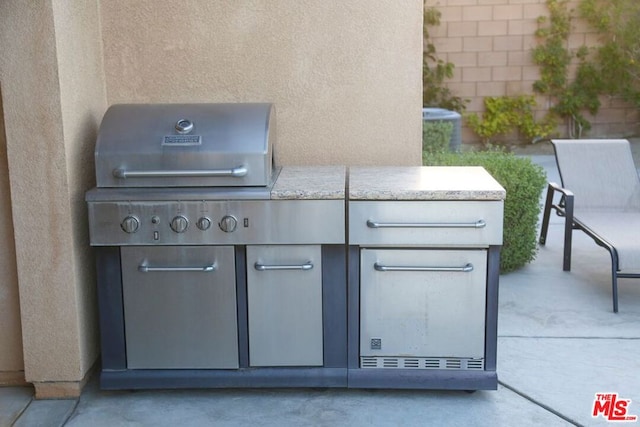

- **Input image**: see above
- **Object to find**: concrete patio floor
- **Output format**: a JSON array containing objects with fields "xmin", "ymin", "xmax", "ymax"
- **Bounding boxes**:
[{"xmin": 2, "ymin": 154, "xmax": 640, "ymax": 426}]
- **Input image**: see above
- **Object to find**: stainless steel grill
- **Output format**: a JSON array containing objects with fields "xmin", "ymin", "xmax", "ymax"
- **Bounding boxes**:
[
  {"xmin": 86, "ymin": 103, "xmax": 347, "ymax": 389},
  {"xmin": 87, "ymin": 102, "xmax": 279, "ymax": 372},
  {"xmin": 86, "ymin": 103, "xmax": 280, "ymax": 247}
]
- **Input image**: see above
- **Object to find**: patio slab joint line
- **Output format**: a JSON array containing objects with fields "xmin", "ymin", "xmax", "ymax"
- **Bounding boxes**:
[
  {"xmin": 60, "ymin": 398, "xmax": 80, "ymax": 426},
  {"xmin": 10, "ymin": 397, "xmax": 79, "ymax": 427},
  {"xmin": 498, "ymin": 380, "xmax": 582, "ymax": 427},
  {"xmin": 9, "ymin": 396, "xmax": 33, "ymax": 427}
]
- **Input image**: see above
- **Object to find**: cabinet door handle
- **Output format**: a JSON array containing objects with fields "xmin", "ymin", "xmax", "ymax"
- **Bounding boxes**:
[
  {"xmin": 374, "ymin": 262, "xmax": 474, "ymax": 273},
  {"xmin": 138, "ymin": 263, "xmax": 217, "ymax": 273},
  {"xmin": 254, "ymin": 262, "xmax": 314, "ymax": 271},
  {"xmin": 367, "ymin": 219, "xmax": 486, "ymax": 229}
]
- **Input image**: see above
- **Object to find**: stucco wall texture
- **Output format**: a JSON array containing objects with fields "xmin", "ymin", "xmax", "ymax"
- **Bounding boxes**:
[
  {"xmin": 99, "ymin": 1, "xmax": 424, "ymax": 166},
  {"xmin": 429, "ymin": 0, "xmax": 639, "ymax": 143},
  {"xmin": 0, "ymin": 86, "xmax": 24, "ymax": 385},
  {"xmin": 0, "ymin": 0, "xmax": 106, "ymax": 396}
]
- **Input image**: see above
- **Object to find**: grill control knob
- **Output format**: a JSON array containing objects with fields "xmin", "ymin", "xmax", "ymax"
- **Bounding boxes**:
[
  {"xmin": 121, "ymin": 216, "xmax": 140, "ymax": 234},
  {"xmin": 219, "ymin": 215, "xmax": 237, "ymax": 233},
  {"xmin": 170, "ymin": 215, "xmax": 189, "ymax": 233},
  {"xmin": 196, "ymin": 217, "xmax": 211, "ymax": 231}
]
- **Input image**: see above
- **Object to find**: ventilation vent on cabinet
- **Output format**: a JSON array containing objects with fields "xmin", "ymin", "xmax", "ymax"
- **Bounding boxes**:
[
  {"xmin": 403, "ymin": 358, "xmax": 420, "ymax": 369},
  {"xmin": 382, "ymin": 358, "xmax": 399, "ymax": 368},
  {"xmin": 360, "ymin": 357, "xmax": 484, "ymax": 370},
  {"xmin": 445, "ymin": 359, "xmax": 462, "ymax": 369}
]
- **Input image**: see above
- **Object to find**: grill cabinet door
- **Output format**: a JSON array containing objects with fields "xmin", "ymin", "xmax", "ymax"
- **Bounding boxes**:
[
  {"xmin": 121, "ymin": 246, "xmax": 238, "ymax": 369},
  {"xmin": 246, "ymin": 245, "xmax": 323, "ymax": 367},
  {"xmin": 360, "ymin": 249, "xmax": 486, "ymax": 359}
]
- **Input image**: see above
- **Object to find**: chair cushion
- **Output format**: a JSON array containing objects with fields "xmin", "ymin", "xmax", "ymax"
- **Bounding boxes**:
[{"xmin": 575, "ymin": 211, "xmax": 640, "ymax": 272}]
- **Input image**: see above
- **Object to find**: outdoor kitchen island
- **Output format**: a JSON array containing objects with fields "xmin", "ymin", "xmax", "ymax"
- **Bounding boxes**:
[
  {"xmin": 347, "ymin": 166, "xmax": 505, "ymax": 390},
  {"xmin": 89, "ymin": 165, "xmax": 349, "ymax": 390},
  {"xmin": 89, "ymin": 147, "xmax": 505, "ymax": 391}
]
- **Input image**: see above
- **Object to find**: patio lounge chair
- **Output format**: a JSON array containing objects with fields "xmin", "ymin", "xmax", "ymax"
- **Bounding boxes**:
[{"xmin": 539, "ymin": 139, "xmax": 640, "ymax": 313}]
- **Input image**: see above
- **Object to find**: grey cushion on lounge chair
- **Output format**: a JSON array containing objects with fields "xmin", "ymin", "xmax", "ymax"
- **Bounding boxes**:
[{"xmin": 540, "ymin": 139, "xmax": 640, "ymax": 312}]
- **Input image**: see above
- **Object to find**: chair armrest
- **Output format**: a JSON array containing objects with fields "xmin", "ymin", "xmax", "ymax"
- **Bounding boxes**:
[
  {"xmin": 540, "ymin": 182, "xmax": 574, "ymax": 271},
  {"xmin": 547, "ymin": 182, "xmax": 574, "ymax": 199}
]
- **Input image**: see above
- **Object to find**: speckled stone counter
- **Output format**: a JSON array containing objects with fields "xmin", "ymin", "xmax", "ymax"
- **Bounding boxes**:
[
  {"xmin": 348, "ymin": 166, "xmax": 505, "ymax": 201},
  {"xmin": 271, "ymin": 166, "xmax": 346, "ymax": 200}
]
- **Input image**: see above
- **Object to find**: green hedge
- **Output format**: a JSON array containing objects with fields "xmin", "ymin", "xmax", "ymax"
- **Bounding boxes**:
[
  {"xmin": 423, "ymin": 121, "xmax": 453, "ymax": 154},
  {"xmin": 423, "ymin": 150, "xmax": 547, "ymax": 273}
]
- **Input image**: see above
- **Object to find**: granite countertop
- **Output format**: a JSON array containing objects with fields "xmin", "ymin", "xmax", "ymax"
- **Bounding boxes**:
[
  {"xmin": 348, "ymin": 166, "xmax": 506, "ymax": 201},
  {"xmin": 271, "ymin": 166, "xmax": 346, "ymax": 200}
]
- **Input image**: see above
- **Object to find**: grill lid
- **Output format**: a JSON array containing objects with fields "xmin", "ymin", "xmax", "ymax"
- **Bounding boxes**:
[{"xmin": 95, "ymin": 103, "xmax": 275, "ymax": 188}]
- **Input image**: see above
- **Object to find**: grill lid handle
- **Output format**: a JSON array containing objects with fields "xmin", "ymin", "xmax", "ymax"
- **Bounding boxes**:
[{"xmin": 113, "ymin": 166, "xmax": 248, "ymax": 179}]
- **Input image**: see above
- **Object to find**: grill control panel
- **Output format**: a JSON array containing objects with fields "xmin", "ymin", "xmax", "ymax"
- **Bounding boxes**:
[{"xmin": 87, "ymin": 200, "xmax": 345, "ymax": 246}]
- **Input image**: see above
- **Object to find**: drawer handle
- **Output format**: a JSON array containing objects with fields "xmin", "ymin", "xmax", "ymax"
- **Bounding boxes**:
[
  {"xmin": 374, "ymin": 262, "xmax": 474, "ymax": 273},
  {"xmin": 138, "ymin": 263, "xmax": 217, "ymax": 273},
  {"xmin": 254, "ymin": 262, "xmax": 314, "ymax": 271},
  {"xmin": 366, "ymin": 219, "xmax": 486, "ymax": 229}
]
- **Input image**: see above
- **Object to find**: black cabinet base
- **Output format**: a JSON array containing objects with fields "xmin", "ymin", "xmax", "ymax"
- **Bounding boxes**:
[
  {"xmin": 101, "ymin": 368, "xmax": 348, "ymax": 390},
  {"xmin": 100, "ymin": 368, "xmax": 496, "ymax": 391}
]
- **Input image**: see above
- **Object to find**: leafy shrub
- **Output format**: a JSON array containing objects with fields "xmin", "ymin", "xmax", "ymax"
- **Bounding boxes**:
[
  {"xmin": 466, "ymin": 95, "xmax": 556, "ymax": 145},
  {"xmin": 423, "ymin": 149, "xmax": 547, "ymax": 273},
  {"xmin": 422, "ymin": 121, "xmax": 453, "ymax": 155}
]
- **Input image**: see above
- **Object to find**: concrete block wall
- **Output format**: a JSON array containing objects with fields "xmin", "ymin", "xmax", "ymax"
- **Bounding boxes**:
[{"xmin": 428, "ymin": 0, "xmax": 640, "ymax": 144}]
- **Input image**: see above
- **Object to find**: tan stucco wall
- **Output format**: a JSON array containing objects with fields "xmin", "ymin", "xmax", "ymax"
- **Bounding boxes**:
[
  {"xmin": 0, "ymin": 0, "xmax": 105, "ymax": 395},
  {"xmin": 0, "ymin": 86, "xmax": 24, "ymax": 385},
  {"xmin": 100, "ymin": 1, "xmax": 423, "ymax": 166},
  {"xmin": 52, "ymin": 0, "xmax": 106, "ymax": 385}
]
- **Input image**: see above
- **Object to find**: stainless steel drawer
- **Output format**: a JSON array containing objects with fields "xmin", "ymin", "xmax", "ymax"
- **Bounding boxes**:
[
  {"xmin": 349, "ymin": 201, "xmax": 503, "ymax": 246},
  {"xmin": 246, "ymin": 245, "xmax": 324, "ymax": 367},
  {"xmin": 360, "ymin": 248, "xmax": 487, "ymax": 359},
  {"xmin": 121, "ymin": 246, "xmax": 239, "ymax": 369}
]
